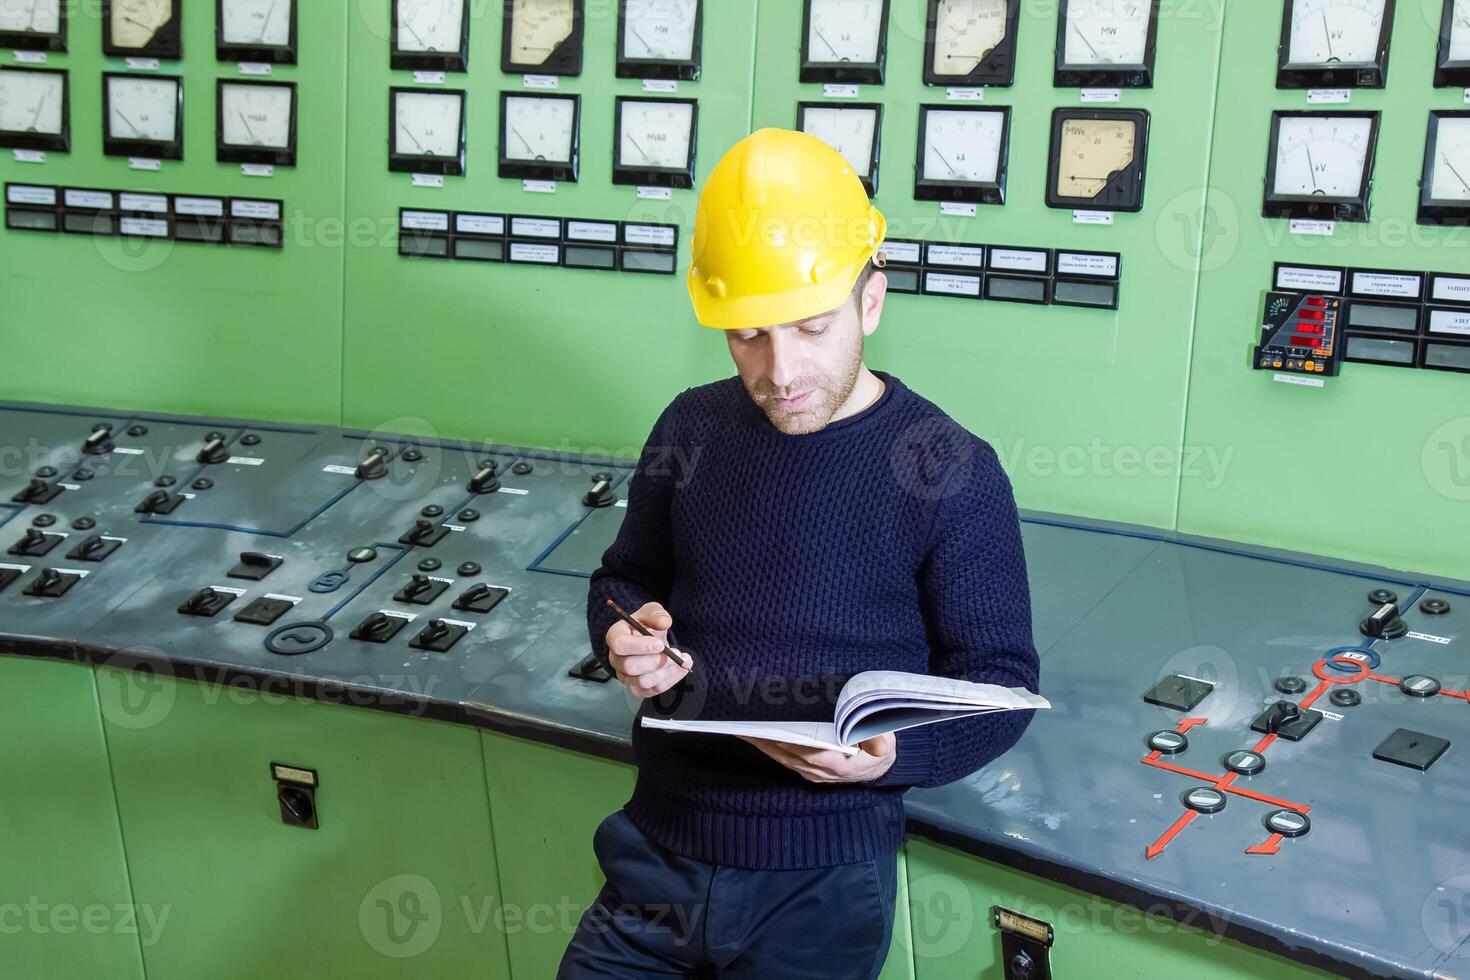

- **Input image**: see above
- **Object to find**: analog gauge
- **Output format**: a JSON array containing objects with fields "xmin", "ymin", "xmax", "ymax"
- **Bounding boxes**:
[
  {"xmin": 0, "ymin": 67, "xmax": 68, "ymax": 152},
  {"xmin": 914, "ymin": 105, "xmax": 1010, "ymax": 204},
  {"xmin": 103, "ymin": 0, "xmax": 180, "ymax": 58},
  {"xmin": 102, "ymin": 72, "xmax": 182, "ymax": 159},
  {"xmin": 1279, "ymin": 0, "xmax": 1393, "ymax": 88},
  {"xmin": 1045, "ymin": 108, "xmax": 1150, "ymax": 211},
  {"xmin": 392, "ymin": 0, "xmax": 468, "ymax": 71},
  {"xmin": 0, "ymin": 0, "xmax": 65, "ymax": 51},
  {"xmin": 798, "ymin": 102, "xmax": 882, "ymax": 195},
  {"xmin": 217, "ymin": 79, "xmax": 296, "ymax": 165},
  {"xmin": 1263, "ymin": 110, "xmax": 1379, "ymax": 221},
  {"xmin": 925, "ymin": 0, "xmax": 1019, "ymax": 87},
  {"xmin": 1436, "ymin": 0, "xmax": 1470, "ymax": 86},
  {"xmin": 614, "ymin": 96, "xmax": 697, "ymax": 188},
  {"xmin": 389, "ymin": 87, "xmax": 466, "ymax": 175},
  {"xmin": 1420, "ymin": 111, "xmax": 1470, "ymax": 224},
  {"xmin": 499, "ymin": 91, "xmax": 580, "ymax": 181},
  {"xmin": 800, "ymin": 0, "xmax": 890, "ymax": 85},
  {"xmin": 617, "ymin": 0, "xmax": 701, "ymax": 79},
  {"xmin": 217, "ymin": 0, "xmax": 295, "ymax": 61},
  {"xmin": 1055, "ymin": 0, "xmax": 1158, "ymax": 87},
  {"xmin": 502, "ymin": 0, "xmax": 583, "ymax": 75}
]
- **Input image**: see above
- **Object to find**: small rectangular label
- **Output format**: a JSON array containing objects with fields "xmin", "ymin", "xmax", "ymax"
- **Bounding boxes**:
[
  {"xmin": 127, "ymin": 157, "xmax": 162, "ymax": 172},
  {"xmin": 1273, "ymin": 373, "xmax": 1325, "ymax": 387},
  {"xmin": 523, "ymin": 74, "xmax": 559, "ymax": 89},
  {"xmin": 238, "ymin": 62, "xmax": 272, "ymax": 75},
  {"xmin": 1072, "ymin": 210, "xmax": 1114, "ymax": 225},
  {"xmin": 1276, "ymin": 264, "xmax": 1343, "ymax": 293},
  {"xmin": 1056, "ymin": 252, "xmax": 1118, "ymax": 278},
  {"xmin": 119, "ymin": 217, "xmax": 167, "ymax": 237},
  {"xmin": 241, "ymin": 163, "xmax": 274, "ymax": 178},
  {"xmin": 1407, "ymin": 632, "xmax": 1453, "ymax": 645},
  {"xmin": 271, "ymin": 764, "xmax": 316, "ymax": 786},
  {"xmin": 412, "ymin": 173, "xmax": 444, "ymax": 187},
  {"xmin": 636, "ymin": 186, "xmax": 672, "ymax": 200},
  {"xmin": 623, "ymin": 223, "xmax": 676, "ymax": 247},
  {"xmin": 924, "ymin": 272, "xmax": 981, "ymax": 297},
  {"xmin": 263, "ymin": 594, "xmax": 302, "ymax": 604},
  {"xmin": 823, "ymin": 83, "xmax": 859, "ymax": 98},
  {"xmin": 989, "ymin": 248, "xmax": 1049, "ymax": 273},
  {"xmin": 382, "ymin": 609, "xmax": 417, "ymax": 621},
  {"xmin": 642, "ymin": 79, "xmax": 678, "ymax": 93},
  {"xmin": 401, "ymin": 209, "xmax": 449, "ymax": 232},
  {"xmin": 413, "ymin": 70, "xmax": 445, "ymax": 84},
  {"xmin": 13, "ymin": 50, "xmax": 46, "ymax": 63},
  {"xmin": 1290, "ymin": 219, "xmax": 1335, "ymax": 236},
  {"xmin": 940, "ymin": 201, "xmax": 977, "ymax": 217},
  {"xmin": 7, "ymin": 184, "xmax": 55, "ymax": 206},
  {"xmin": 65, "ymin": 189, "xmax": 113, "ymax": 209},
  {"xmin": 511, "ymin": 216, "xmax": 560, "ymax": 238},
  {"xmin": 509, "ymin": 241, "xmax": 559, "ymax": 264},
  {"xmin": 567, "ymin": 220, "xmax": 617, "ymax": 243},
  {"xmin": 521, "ymin": 179, "xmax": 556, "ymax": 194},
  {"xmin": 1080, "ymin": 87, "xmax": 1121, "ymax": 102},
  {"xmin": 119, "ymin": 193, "xmax": 168, "ymax": 214},
  {"xmin": 124, "ymin": 57, "xmax": 159, "ymax": 71},
  {"xmin": 11, "ymin": 149, "xmax": 44, "ymax": 163},
  {"xmin": 113, "ymin": 446, "xmax": 145, "ymax": 455},
  {"xmin": 1429, "ymin": 309, "xmax": 1470, "ymax": 336},
  {"xmin": 1351, "ymin": 271, "xmax": 1422, "ymax": 299},
  {"xmin": 926, "ymin": 244, "xmax": 984, "ymax": 268},
  {"xmin": 1432, "ymin": 275, "xmax": 1470, "ymax": 304},
  {"xmin": 455, "ymin": 213, "xmax": 504, "ymax": 235},
  {"xmin": 879, "ymin": 240, "xmax": 922, "ymax": 264},
  {"xmin": 497, "ymin": 486, "xmax": 530, "ymax": 495},
  {"xmin": 946, "ymin": 87, "xmax": 985, "ymax": 101},
  {"xmin": 1307, "ymin": 88, "xmax": 1350, "ymax": 104},
  {"xmin": 173, "ymin": 196, "xmax": 224, "ymax": 217},
  {"xmin": 231, "ymin": 199, "xmax": 281, "ymax": 220},
  {"xmin": 225, "ymin": 456, "xmax": 265, "ymax": 466},
  {"xmin": 322, "ymin": 464, "xmax": 357, "ymax": 475}
]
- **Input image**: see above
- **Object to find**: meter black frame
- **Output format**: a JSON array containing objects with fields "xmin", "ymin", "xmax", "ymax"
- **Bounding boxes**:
[
  {"xmin": 390, "ymin": 0, "xmax": 468, "ymax": 72},
  {"xmin": 1277, "ymin": 0, "xmax": 1394, "ymax": 89},
  {"xmin": 216, "ymin": 78, "xmax": 297, "ymax": 166},
  {"xmin": 616, "ymin": 0, "xmax": 703, "ymax": 80},
  {"xmin": 1436, "ymin": 0, "xmax": 1470, "ymax": 87},
  {"xmin": 101, "ymin": 72, "xmax": 183, "ymax": 160},
  {"xmin": 498, "ymin": 91, "xmax": 580, "ymax": 182},
  {"xmin": 216, "ymin": 0, "xmax": 298, "ymax": 64},
  {"xmin": 1053, "ymin": 0, "xmax": 1159, "ymax": 88},
  {"xmin": 1044, "ymin": 107, "xmax": 1150, "ymax": 212},
  {"xmin": 388, "ymin": 86, "xmax": 466, "ymax": 176},
  {"xmin": 914, "ymin": 103, "xmax": 1010, "ymax": 205},
  {"xmin": 0, "ymin": 66, "xmax": 70, "ymax": 153},
  {"xmin": 922, "ymin": 0, "xmax": 1021, "ymax": 87},
  {"xmin": 1262, "ymin": 109, "xmax": 1380, "ymax": 222},
  {"xmin": 799, "ymin": 0, "xmax": 890, "ymax": 85},
  {"xmin": 0, "ymin": 1, "xmax": 66, "ymax": 51},
  {"xmin": 102, "ymin": 0, "xmax": 181, "ymax": 59},
  {"xmin": 797, "ymin": 101, "xmax": 883, "ymax": 196},
  {"xmin": 1419, "ymin": 110, "xmax": 1470, "ymax": 226},
  {"xmin": 612, "ymin": 95, "xmax": 698, "ymax": 188},
  {"xmin": 501, "ymin": 0, "xmax": 585, "ymax": 76}
]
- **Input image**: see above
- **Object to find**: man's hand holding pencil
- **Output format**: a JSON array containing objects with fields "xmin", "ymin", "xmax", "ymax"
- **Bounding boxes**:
[{"xmin": 604, "ymin": 599, "xmax": 693, "ymax": 700}]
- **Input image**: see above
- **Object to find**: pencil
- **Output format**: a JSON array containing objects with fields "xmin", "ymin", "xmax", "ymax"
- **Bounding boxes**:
[{"xmin": 605, "ymin": 598, "xmax": 692, "ymax": 671}]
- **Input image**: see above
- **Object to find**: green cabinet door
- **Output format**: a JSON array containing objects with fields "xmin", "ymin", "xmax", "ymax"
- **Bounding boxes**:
[
  {"xmin": 0, "ymin": 655, "xmax": 145, "ymax": 980},
  {"xmin": 99, "ymin": 669, "xmax": 511, "ymax": 979}
]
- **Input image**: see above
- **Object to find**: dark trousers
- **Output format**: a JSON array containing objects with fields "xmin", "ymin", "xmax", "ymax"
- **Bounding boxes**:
[{"xmin": 557, "ymin": 808, "xmax": 900, "ymax": 979}]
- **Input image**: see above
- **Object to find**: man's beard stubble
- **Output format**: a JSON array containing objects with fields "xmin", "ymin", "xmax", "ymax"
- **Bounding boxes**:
[{"xmin": 746, "ymin": 328, "xmax": 865, "ymax": 436}]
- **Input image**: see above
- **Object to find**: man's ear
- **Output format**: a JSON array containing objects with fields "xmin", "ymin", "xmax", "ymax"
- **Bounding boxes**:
[{"xmin": 860, "ymin": 271, "xmax": 888, "ymax": 335}]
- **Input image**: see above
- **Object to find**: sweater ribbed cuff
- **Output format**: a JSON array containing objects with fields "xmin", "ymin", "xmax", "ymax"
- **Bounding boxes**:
[{"xmin": 865, "ymin": 726, "xmax": 937, "ymax": 788}]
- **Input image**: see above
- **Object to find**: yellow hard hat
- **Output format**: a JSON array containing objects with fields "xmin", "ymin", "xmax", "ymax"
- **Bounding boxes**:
[{"xmin": 686, "ymin": 128, "xmax": 887, "ymax": 330}]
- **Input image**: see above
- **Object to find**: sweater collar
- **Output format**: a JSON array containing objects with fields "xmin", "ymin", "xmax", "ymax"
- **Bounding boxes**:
[{"xmin": 737, "ymin": 370, "xmax": 902, "ymax": 440}]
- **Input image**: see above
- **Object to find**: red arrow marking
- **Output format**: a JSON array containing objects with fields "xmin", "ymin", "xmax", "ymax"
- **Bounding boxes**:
[
  {"xmin": 1298, "ymin": 681, "xmax": 1331, "ymax": 710},
  {"xmin": 1147, "ymin": 809, "xmax": 1198, "ymax": 860},
  {"xmin": 1177, "ymin": 717, "xmax": 1208, "ymax": 733},
  {"xmin": 1246, "ymin": 833, "xmax": 1284, "ymax": 855}
]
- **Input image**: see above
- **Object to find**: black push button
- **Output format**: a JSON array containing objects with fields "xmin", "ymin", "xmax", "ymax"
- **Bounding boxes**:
[
  {"xmin": 11, "ymin": 478, "xmax": 63, "ymax": 505},
  {"xmin": 409, "ymin": 618, "xmax": 467, "ymax": 652},
  {"xmin": 229, "ymin": 551, "xmax": 283, "ymax": 581},
  {"xmin": 9, "ymin": 529, "xmax": 62, "ymax": 557},
  {"xmin": 1367, "ymin": 589, "xmax": 1398, "ymax": 606},
  {"xmin": 1373, "ymin": 728, "xmax": 1450, "ymax": 771},
  {"xmin": 453, "ymin": 583, "xmax": 510, "ymax": 614},
  {"xmin": 1274, "ymin": 676, "xmax": 1308, "ymax": 695},
  {"xmin": 234, "ymin": 596, "xmax": 294, "ymax": 626},
  {"xmin": 1329, "ymin": 688, "xmax": 1361, "ymax": 708},
  {"xmin": 347, "ymin": 547, "xmax": 378, "ymax": 564},
  {"xmin": 1143, "ymin": 675, "xmax": 1214, "ymax": 712},
  {"xmin": 394, "ymin": 573, "xmax": 449, "ymax": 605},
  {"xmin": 398, "ymin": 519, "xmax": 449, "ymax": 548},
  {"xmin": 1400, "ymin": 675, "xmax": 1442, "ymax": 698},
  {"xmin": 1421, "ymin": 598, "xmax": 1452, "ymax": 616},
  {"xmin": 24, "ymin": 568, "xmax": 81, "ymax": 598},
  {"xmin": 136, "ymin": 489, "xmax": 185, "ymax": 515},
  {"xmin": 178, "ymin": 587, "xmax": 237, "ymax": 617},
  {"xmin": 67, "ymin": 535, "xmax": 121, "ymax": 562},
  {"xmin": 350, "ymin": 611, "xmax": 409, "ymax": 643},
  {"xmin": 1251, "ymin": 701, "xmax": 1323, "ymax": 741}
]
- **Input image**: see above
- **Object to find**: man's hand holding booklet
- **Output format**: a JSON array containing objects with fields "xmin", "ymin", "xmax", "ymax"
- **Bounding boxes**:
[{"xmin": 640, "ymin": 670, "xmax": 1050, "ymax": 755}]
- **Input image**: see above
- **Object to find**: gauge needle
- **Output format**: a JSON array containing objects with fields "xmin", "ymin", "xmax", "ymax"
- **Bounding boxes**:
[
  {"xmin": 28, "ymin": 1, "xmax": 39, "ymax": 29},
  {"xmin": 1305, "ymin": 144, "xmax": 1320, "ymax": 191},
  {"xmin": 631, "ymin": 25, "xmax": 661, "ymax": 58},
  {"xmin": 628, "ymin": 133, "xmax": 651, "ymax": 162},
  {"xmin": 513, "ymin": 126, "xmax": 536, "ymax": 155},
  {"xmin": 29, "ymin": 92, "xmax": 46, "ymax": 129},
  {"xmin": 1070, "ymin": 24, "xmax": 1100, "ymax": 61},
  {"xmin": 399, "ymin": 124, "xmax": 425, "ymax": 152},
  {"xmin": 401, "ymin": 19, "xmax": 426, "ymax": 46},
  {"xmin": 237, "ymin": 109, "xmax": 258, "ymax": 143},
  {"xmin": 115, "ymin": 109, "xmax": 142, "ymax": 137},
  {"xmin": 259, "ymin": 0, "xmax": 281, "ymax": 42},
  {"xmin": 929, "ymin": 143, "xmax": 957, "ymax": 176},
  {"xmin": 1320, "ymin": 12, "xmax": 1336, "ymax": 61},
  {"xmin": 815, "ymin": 27, "xmax": 838, "ymax": 57},
  {"xmin": 1444, "ymin": 156, "xmax": 1470, "ymax": 194},
  {"xmin": 124, "ymin": 15, "xmax": 153, "ymax": 31}
]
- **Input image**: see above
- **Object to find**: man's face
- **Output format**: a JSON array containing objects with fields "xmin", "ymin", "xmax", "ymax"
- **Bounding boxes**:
[{"xmin": 726, "ymin": 273, "xmax": 884, "ymax": 435}]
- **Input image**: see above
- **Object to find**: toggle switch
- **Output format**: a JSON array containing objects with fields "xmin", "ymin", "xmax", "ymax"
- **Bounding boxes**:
[
  {"xmin": 467, "ymin": 464, "xmax": 501, "ymax": 495},
  {"xmin": 398, "ymin": 518, "xmax": 449, "ymax": 548},
  {"xmin": 228, "ymin": 551, "xmax": 283, "ymax": 581},
  {"xmin": 409, "ymin": 618, "xmax": 467, "ymax": 652},
  {"xmin": 24, "ymin": 567, "xmax": 81, "ymax": 598},
  {"xmin": 9, "ymin": 528, "xmax": 62, "ymax": 557},
  {"xmin": 583, "ymin": 475, "xmax": 618, "ymax": 508},
  {"xmin": 350, "ymin": 611, "xmax": 408, "ymax": 643},
  {"xmin": 81, "ymin": 427, "xmax": 114, "ymax": 456},
  {"xmin": 394, "ymin": 573, "xmax": 449, "ymax": 605},
  {"xmin": 1360, "ymin": 601, "xmax": 1408, "ymax": 640},
  {"xmin": 355, "ymin": 446, "xmax": 390, "ymax": 480},
  {"xmin": 0, "ymin": 566, "xmax": 23, "ymax": 593},
  {"xmin": 135, "ymin": 489, "xmax": 185, "ymax": 515},
  {"xmin": 66, "ymin": 534, "xmax": 121, "ymax": 562},
  {"xmin": 177, "ymin": 587, "xmax": 237, "ymax": 617},
  {"xmin": 11, "ymin": 478, "xmax": 63, "ymax": 505},
  {"xmin": 1250, "ymin": 700, "xmax": 1322, "ymax": 741},
  {"xmin": 197, "ymin": 436, "xmax": 231, "ymax": 464},
  {"xmin": 453, "ymin": 583, "xmax": 510, "ymax": 614}
]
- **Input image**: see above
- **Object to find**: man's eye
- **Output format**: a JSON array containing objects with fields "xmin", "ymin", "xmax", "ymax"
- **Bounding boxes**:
[{"xmin": 801, "ymin": 324, "xmax": 830, "ymax": 337}]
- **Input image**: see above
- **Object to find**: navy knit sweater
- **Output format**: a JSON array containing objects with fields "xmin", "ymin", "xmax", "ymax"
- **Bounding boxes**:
[{"xmin": 587, "ymin": 370, "xmax": 1040, "ymax": 871}]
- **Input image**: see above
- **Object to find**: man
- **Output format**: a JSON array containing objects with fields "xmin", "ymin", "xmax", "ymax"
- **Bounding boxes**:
[{"xmin": 558, "ymin": 129, "xmax": 1039, "ymax": 979}]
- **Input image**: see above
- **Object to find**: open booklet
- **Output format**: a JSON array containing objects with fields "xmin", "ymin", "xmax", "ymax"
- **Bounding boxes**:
[{"xmin": 639, "ymin": 670, "xmax": 1049, "ymax": 755}]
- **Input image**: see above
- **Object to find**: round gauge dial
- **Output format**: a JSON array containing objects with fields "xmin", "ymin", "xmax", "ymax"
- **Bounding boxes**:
[
  {"xmin": 1451, "ymin": 0, "xmax": 1470, "ymax": 62},
  {"xmin": 0, "ymin": 0, "xmax": 61, "ymax": 34},
  {"xmin": 220, "ymin": 81, "xmax": 292, "ymax": 149},
  {"xmin": 1429, "ymin": 115, "xmax": 1470, "ymax": 202},
  {"xmin": 110, "ymin": 0, "xmax": 173, "ymax": 49},
  {"xmin": 1063, "ymin": 0, "xmax": 1150, "ymax": 66},
  {"xmin": 1286, "ymin": 0, "xmax": 1388, "ymax": 66},
  {"xmin": 508, "ymin": 0, "xmax": 574, "ymax": 67},
  {"xmin": 503, "ymin": 94, "xmax": 576, "ymax": 163},
  {"xmin": 1272, "ymin": 114, "xmax": 1373, "ymax": 197},
  {"xmin": 0, "ymin": 68, "xmax": 64, "ymax": 135},
  {"xmin": 220, "ymin": 0, "xmax": 291, "ymax": 46},
  {"xmin": 807, "ymin": 0, "xmax": 886, "ymax": 64},
  {"xmin": 394, "ymin": 89, "xmax": 462, "ymax": 158},
  {"xmin": 618, "ymin": 99, "xmax": 693, "ymax": 170},
  {"xmin": 922, "ymin": 108, "xmax": 1005, "ymax": 183},
  {"xmin": 623, "ymin": 0, "xmax": 698, "ymax": 61},
  {"xmin": 800, "ymin": 105, "xmax": 878, "ymax": 178},
  {"xmin": 931, "ymin": 0, "xmax": 1008, "ymax": 76},
  {"xmin": 395, "ymin": 0, "xmax": 464, "ymax": 53},
  {"xmin": 106, "ymin": 74, "xmax": 177, "ymax": 142},
  {"xmin": 1055, "ymin": 117, "xmax": 1136, "ymax": 198}
]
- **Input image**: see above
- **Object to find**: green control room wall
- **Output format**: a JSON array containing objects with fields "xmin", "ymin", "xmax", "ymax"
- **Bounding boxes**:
[{"xmin": 1, "ymin": 1, "xmax": 1465, "ymax": 582}]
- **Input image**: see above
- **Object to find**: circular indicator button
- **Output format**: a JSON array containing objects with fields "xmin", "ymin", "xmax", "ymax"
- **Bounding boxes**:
[
  {"xmin": 1400, "ymin": 675, "xmax": 1441, "ymax": 698},
  {"xmin": 1368, "ymin": 589, "xmax": 1398, "ymax": 607},
  {"xmin": 192, "ymin": 478, "xmax": 214, "ymax": 491},
  {"xmin": 1264, "ymin": 809, "xmax": 1310, "ymax": 838},
  {"xmin": 401, "ymin": 447, "xmax": 423, "ymax": 462},
  {"xmin": 1223, "ymin": 750, "xmax": 1265, "ymax": 776},
  {"xmin": 458, "ymin": 509, "xmax": 481, "ymax": 522},
  {"xmin": 155, "ymin": 476, "xmax": 176, "ymax": 488},
  {"xmin": 240, "ymin": 433, "xmax": 261, "ymax": 446},
  {"xmin": 421, "ymin": 505, "xmax": 444, "ymax": 518},
  {"xmin": 417, "ymin": 557, "xmax": 442, "ymax": 572},
  {"xmin": 126, "ymin": 424, "xmax": 148, "ymax": 437},
  {"xmin": 1421, "ymin": 598, "xmax": 1452, "ymax": 616},
  {"xmin": 513, "ymin": 461, "xmax": 533, "ymax": 475},
  {"xmin": 457, "ymin": 561, "xmax": 482, "ymax": 577},
  {"xmin": 1146, "ymin": 730, "xmax": 1188, "ymax": 755},
  {"xmin": 72, "ymin": 517, "xmax": 96, "ymax": 531},
  {"xmin": 1274, "ymin": 676, "xmax": 1307, "ymax": 695},
  {"xmin": 346, "ymin": 547, "xmax": 378, "ymax": 564},
  {"xmin": 32, "ymin": 514, "xmax": 55, "ymax": 528},
  {"xmin": 35, "ymin": 466, "xmax": 57, "ymax": 478},
  {"xmin": 72, "ymin": 469, "xmax": 93, "ymax": 481},
  {"xmin": 1182, "ymin": 787, "xmax": 1226, "ymax": 814},
  {"xmin": 1329, "ymin": 688, "xmax": 1361, "ymax": 708}
]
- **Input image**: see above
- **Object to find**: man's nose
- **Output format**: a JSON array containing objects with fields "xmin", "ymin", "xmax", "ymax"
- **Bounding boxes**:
[{"xmin": 765, "ymin": 329, "xmax": 800, "ymax": 390}]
